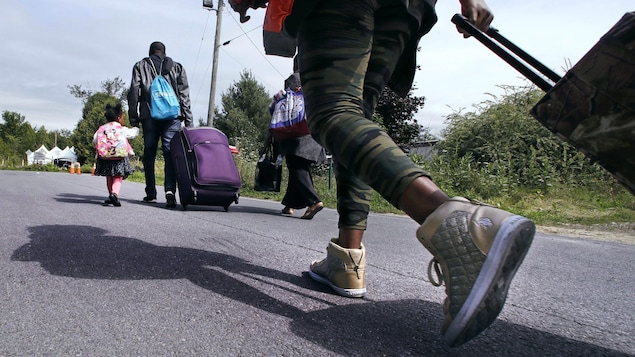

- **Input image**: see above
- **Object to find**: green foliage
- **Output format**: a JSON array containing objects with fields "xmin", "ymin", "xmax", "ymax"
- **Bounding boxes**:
[
  {"xmin": 231, "ymin": 148, "xmax": 635, "ymax": 226},
  {"xmin": 0, "ymin": 111, "xmax": 78, "ymax": 167},
  {"xmin": 438, "ymin": 85, "xmax": 604, "ymax": 193},
  {"xmin": 19, "ymin": 163, "xmax": 63, "ymax": 172},
  {"xmin": 487, "ymin": 183, "xmax": 635, "ymax": 226},
  {"xmin": 68, "ymin": 77, "xmax": 128, "ymax": 104},
  {"xmin": 214, "ymin": 70, "xmax": 275, "ymax": 155},
  {"xmin": 374, "ymin": 87, "xmax": 428, "ymax": 149},
  {"xmin": 0, "ymin": 111, "xmax": 42, "ymax": 165},
  {"xmin": 0, "ymin": 111, "xmax": 33, "ymax": 161}
]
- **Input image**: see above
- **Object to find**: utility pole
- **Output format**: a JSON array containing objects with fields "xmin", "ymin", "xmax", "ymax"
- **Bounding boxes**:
[{"xmin": 204, "ymin": 0, "xmax": 224, "ymax": 127}]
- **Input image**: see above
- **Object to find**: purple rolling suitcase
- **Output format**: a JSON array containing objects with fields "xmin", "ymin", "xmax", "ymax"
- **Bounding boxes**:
[{"xmin": 171, "ymin": 127, "xmax": 241, "ymax": 211}]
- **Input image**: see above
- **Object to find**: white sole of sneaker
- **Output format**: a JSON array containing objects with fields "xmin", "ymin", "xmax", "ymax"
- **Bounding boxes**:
[
  {"xmin": 308, "ymin": 269, "xmax": 366, "ymax": 298},
  {"xmin": 443, "ymin": 215, "xmax": 535, "ymax": 347}
]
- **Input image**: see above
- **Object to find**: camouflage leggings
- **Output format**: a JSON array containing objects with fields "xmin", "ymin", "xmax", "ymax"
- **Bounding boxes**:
[{"xmin": 297, "ymin": 0, "xmax": 428, "ymax": 230}]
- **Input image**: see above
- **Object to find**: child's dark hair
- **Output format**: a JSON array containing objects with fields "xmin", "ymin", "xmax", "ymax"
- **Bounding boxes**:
[{"xmin": 104, "ymin": 103, "xmax": 124, "ymax": 122}]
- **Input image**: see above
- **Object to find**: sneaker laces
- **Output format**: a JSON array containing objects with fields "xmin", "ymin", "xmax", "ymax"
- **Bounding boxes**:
[
  {"xmin": 427, "ymin": 258, "xmax": 444, "ymax": 287},
  {"xmin": 348, "ymin": 251, "xmax": 364, "ymax": 280}
]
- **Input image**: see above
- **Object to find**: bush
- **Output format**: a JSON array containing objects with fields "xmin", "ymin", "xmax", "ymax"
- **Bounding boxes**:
[{"xmin": 439, "ymin": 86, "xmax": 606, "ymax": 192}]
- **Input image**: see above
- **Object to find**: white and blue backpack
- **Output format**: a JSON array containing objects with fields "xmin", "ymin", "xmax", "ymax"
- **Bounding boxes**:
[{"xmin": 148, "ymin": 59, "xmax": 180, "ymax": 120}]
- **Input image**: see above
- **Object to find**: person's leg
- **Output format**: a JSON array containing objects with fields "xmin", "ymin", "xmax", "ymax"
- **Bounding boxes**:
[
  {"xmin": 141, "ymin": 119, "xmax": 159, "ymax": 201},
  {"xmin": 161, "ymin": 119, "xmax": 181, "ymax": 208},
  {"xmin": 300, "ymin": 1, "xmax": 425, "ymax": 243},
  {"xmin": 281, "ymin": 155, "xmax": 322, "ymax": 214},
  {"xmin": 299, "ymin": 0, "xmax": 535, "ymax": 346},
  {"xmin": 333, "ymin": 163, "xmax": 372, "ymax": 247},
  {"xmin": 107, "ymin": 175, "xmax": 122, "ymax": 207},
  {"xmin": 106, "ymin": 176, "xmax": 113, "ymax": 193},
  {"xmin": 300, "ymin": 0, "xmax": 411, "ymax": 298},
  {"xmin": 281, "ymin": 155, "xmax": 303, "ymax": 210},
  {"xmin": 284, "ymin": 155, "xmax": 323, "ymax": 219},
  {"xmin": 111, "ymin": 175, "xmax": 123, "ymax": 196}
]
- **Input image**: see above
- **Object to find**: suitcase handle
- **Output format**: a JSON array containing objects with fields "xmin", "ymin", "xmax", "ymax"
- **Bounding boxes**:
[{"xmin": 451, "ymin": 14, "xmax": 562, "ymax": 92}]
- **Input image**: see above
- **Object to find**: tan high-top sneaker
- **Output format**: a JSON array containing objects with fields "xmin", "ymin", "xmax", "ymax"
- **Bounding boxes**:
[
  {"xmin": 417, "ymin": 197, "xmax": 535, "ymax": 347},
  {"xmin": 309, "ymin": 238, "xmax": 366, "ymax": 298}
]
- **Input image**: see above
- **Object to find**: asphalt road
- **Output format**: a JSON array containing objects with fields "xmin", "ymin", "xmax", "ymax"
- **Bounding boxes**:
[{"xmin": 1, "ymin": 170, "xmax": 633, "ymax": 356}]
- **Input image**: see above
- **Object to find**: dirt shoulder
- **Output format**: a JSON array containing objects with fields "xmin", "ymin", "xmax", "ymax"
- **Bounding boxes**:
[{"xmin": 537, "ymin": 222, "xmax": 635, "ymax": 245}]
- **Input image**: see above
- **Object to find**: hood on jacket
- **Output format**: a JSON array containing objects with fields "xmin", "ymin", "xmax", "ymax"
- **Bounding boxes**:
[{"xmin": 149, "ymin": 54, "xmax": 174, "ymax": 76}]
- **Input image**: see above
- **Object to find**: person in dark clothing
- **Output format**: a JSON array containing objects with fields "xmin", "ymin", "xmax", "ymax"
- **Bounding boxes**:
[
  {"xmin": 127, "ymin": 41, "xmax": 194, "ymax": 208},
  {"xmin": 270, "ymin": 73, "xmax": 325, "ymax": 219}
]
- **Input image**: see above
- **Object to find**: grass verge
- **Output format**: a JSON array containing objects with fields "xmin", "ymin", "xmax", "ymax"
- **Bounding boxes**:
[
  {"xmin": 131, "ymin": 159, "xmax": 635, "ymax": 227},
  {"xmin": 17, "ymin": 159, "xmax": 634, "ymax": 229}
]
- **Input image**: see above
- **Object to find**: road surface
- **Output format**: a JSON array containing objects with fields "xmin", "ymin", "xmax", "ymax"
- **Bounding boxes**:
[{"xmin": 0, "ymin": 170, "xmax": 633, "ymax": 356}]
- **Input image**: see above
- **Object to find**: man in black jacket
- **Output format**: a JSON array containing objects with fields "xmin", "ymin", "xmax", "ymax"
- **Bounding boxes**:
[{"xmin": 128, "ymin": 41, "xmax": 193, "ymax": 208}]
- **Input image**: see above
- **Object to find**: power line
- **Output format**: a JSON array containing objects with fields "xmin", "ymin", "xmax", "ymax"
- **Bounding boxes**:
[
  {"xmin": 221, "ymin": 25, "xmax": 262, "ymax": 46},
  {"xmin": 225, "ymin": 9, "xmax": 287, "ymax": 79},
  {"xmin": 191, "ymin": 10, "xmax": 214, "ymax": 114},
  {"xmin": 219, "ymin": 46, "xmax": 282, "ymax": 91},
  {"xmin": 193, "ymin": 4, "xmax": 293, "ymax": 119},
  {"xmin": 192, "ymin": 9, "xmax": 213, "ymax": 79}
]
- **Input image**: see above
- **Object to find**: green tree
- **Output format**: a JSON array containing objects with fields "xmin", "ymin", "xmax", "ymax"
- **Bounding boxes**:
[
  {"xmin": 46, "ymin": 129, "xmax": 73, "ymax": 150},
  {"xmin": 214, "ymin": 70, "xmax": 272, "ymax": 155},
  {"xmin": 68, "ymin": 77, "xmax": 128, "ymax": 104},
  {"xmin": 0, "ymin": 111, "xmax": 76, "ymax": 166},
  {"xmin": 32, "ymin": 127, "xmax": 50, "ymax": 149},
  {"xmin": 0, "ymin": 111, "xmax": 38, "ymax": 164},
  {"xmin": 0, "ymin": 111, "xmax": 29, "ymax": 141},
  {"xmin": 374, "ymin": 87, "xmax": 428, "ymax": 149},
  {"xmin": 438, "ymin": 85, "xmax": 604, "ymax": 190}
]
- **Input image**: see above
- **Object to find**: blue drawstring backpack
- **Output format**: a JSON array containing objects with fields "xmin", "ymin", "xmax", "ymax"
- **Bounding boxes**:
[{"xmin": 148, "ymin": 59, "xmax": 180, "ymax": 120}]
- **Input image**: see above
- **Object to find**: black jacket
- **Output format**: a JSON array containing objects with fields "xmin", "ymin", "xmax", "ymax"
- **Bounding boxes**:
[{"xmin": 127, "ymin": 54, "xmax": 193, "ymax": 127}]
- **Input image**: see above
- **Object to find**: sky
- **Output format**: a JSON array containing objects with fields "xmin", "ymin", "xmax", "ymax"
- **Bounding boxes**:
[{"xmin": 1, "ymin": 0, "xmax": 633, "ymax": 136}]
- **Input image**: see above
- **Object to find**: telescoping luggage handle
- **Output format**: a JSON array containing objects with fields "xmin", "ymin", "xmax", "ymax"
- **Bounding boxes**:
[{"xmin": 451, "ymin": 14, "xmax": 562, "ymax": 92}]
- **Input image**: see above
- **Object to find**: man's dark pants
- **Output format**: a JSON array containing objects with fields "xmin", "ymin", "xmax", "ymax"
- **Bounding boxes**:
[{"xmin": 141, "ymin": 118, "xmax": 181, "ymax": 199}]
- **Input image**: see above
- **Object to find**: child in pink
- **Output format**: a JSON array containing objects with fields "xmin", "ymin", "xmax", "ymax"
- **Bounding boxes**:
[{"xmin": 93, "ymin": 103, "xmax": 139, "ymax": 207}]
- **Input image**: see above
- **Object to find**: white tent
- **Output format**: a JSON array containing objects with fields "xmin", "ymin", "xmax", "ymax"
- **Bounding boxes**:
[
  {"xmin": 31, "ymin": 145, "xmax": 49, "ymax": 165},
  {"xmin": 57, "ymin": 146, "xmax": 78, "ymax": 165},
  {"xmin": 45, "ymin": 146, "xmax": 63, "ymax": 162},
  {"xmin": 24, "ymin": 145, "xmax": 77, "ymax": 166}
]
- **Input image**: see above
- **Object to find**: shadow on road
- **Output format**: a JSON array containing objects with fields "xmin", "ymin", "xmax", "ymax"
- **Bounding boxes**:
[
  {"xmin": 11, "ymin": 225, "xmax": 630, "ymax": 356},
  {"xmin": 292, "ymin": 299, "xmax": 632, "ymax": 356},
  {"xmin": 53, "ymin": 193, "xmax": 110, "ymax": 205},
  {"xmin": 54, "ymin": 192, "xmax": 284, "ymax": 215}
]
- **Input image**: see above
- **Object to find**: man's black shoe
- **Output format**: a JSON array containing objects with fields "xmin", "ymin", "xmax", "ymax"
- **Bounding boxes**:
[
  {"xmin": 166, "ymin": 191, "xmax": 177, "ymax": 208},
  {"xmin": 142, "ymin": 196, "xmax": 157, "ymax": 203}
]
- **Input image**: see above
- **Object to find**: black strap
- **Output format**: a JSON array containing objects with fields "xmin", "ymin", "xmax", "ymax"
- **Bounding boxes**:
[
  {"xmin": 451, "ymin": 14, "xmax": 561, "ymax": 92},
  {"xmin": 147, "ymin": 57, "xmax": 163, "ymax": 79}
]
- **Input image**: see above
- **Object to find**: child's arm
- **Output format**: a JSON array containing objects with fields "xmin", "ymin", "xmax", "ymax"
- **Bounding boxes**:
[{"xmin": 124, "ymin": 127, "xmax": 140, "ymax": 139}]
